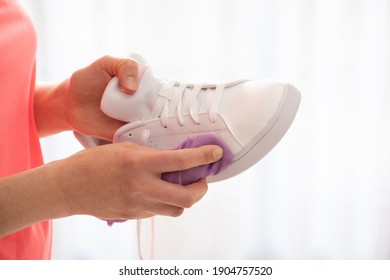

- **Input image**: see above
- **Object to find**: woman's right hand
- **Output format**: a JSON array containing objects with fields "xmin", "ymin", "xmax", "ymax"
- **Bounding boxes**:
[
  {"xmin": 55, "ymin": 141, "xmax": 223, "ymax": 221},
  {"xmin": 0, "ymin": 141, "xmax": 223, "ymax": 237}
]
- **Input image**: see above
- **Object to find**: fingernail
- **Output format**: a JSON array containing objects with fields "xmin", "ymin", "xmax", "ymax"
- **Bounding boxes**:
[
  {"xmin": 125, "ymin": 76, "xmax": 138, "ymax": 91},
  {"xmin": 213, "ymin": 147, "xmax": 224, "ymax": 161}
]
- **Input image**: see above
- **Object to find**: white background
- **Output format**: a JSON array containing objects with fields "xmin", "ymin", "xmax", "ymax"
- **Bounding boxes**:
[{"xmin": 18, "ymin": 0, "xmax": 390, "ymax": 259}]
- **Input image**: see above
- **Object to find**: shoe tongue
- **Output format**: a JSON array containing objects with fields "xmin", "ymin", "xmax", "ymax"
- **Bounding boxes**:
[{"xmin": 101, "ymin": 62, "xmax": 161, "ymax": 123}]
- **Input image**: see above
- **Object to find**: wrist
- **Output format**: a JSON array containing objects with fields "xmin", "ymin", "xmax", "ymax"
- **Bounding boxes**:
[
  {"xmin": 50, "ymin": 153, "xmax": 92, "ymax": 217},
  {"xmin": 47, "ymin": 158, "xmax": 76, "ymax": 217},
  {"xmin": 0, "ymin": 161, "xmax": 72, "ymax": 237},
  {"xmin": 34, "ymin": 79, "xmax": 72, "ymax": 137}
]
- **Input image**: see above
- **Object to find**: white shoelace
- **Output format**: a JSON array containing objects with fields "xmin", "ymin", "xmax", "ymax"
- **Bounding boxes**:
[
  {"xmin": 139, "ymin": 81, "xmax": 225, "ymax": 145},
  {"xmin": 137, "ymin": 218, "xmax": 154, "ymax": 260},
  {"xmin": 150, "ymin": 81, "xmax": 226, "ymax": 127}
]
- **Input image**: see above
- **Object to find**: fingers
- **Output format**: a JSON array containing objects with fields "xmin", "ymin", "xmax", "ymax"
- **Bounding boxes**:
[
  {"xmin": 139, "ymin": 203, "xmax": 186, "ymax": 218},
  {"xmin": 152, "ymin": 178, "xmax": 209, "ymax": 210},
  {"xmin": 110, "ymin": 179, "xmax": 208, "ymax": 220},
  {"xmin": 153, "ymin": 145, "xmax": 224, "ymax": 173},
  {"xmin": 96, "ymin": 143, "xmax": 218, "ymax": 220},
  {"xmin": 98, "ymin": 55, "xmax": 139, "ymax": 94},
  {"xmin": 98, "ymin": 119, "xmax": 126, "ymax": 142}
]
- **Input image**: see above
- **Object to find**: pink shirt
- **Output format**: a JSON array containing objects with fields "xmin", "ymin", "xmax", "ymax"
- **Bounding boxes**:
[{"xmin": 0, "ymin": 0, "xmax": 52, "ymax": 259}]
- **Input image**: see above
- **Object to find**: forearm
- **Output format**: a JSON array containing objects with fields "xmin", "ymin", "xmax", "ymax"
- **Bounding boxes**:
[
  {"xmin": 34, "ymin": 80, "xmax": 71, "ymax": 137},
  {"xmin": 0, "ymin": 161, "xmax": 70, "ymax": 237}
]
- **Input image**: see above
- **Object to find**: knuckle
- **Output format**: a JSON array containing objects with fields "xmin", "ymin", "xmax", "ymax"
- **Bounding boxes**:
[
  {"xmin": 116, "ymin": 148, "xmax": 140, "ymax": 170},
  {"xmin": 115, "ymin": 147, "xmax": 131, "ymax": 165},
  {"xmin": 100, "ymin": 54, "xmax": 112, "ymax": 61},
  {"xmin": 203, "ymin": 146, "xmax": 222, "ymax": 163},
  {"xmin": 174, "ymin": 152, "xmax": 190, "ymax": 170},
  {"xmin": 204, "ymin": 149, "xmax": 215, "ymax": 163},
  {"xmin": 127, "ymin": 57, "xmax": 138, "ymax": 67},
  {"xmin": 181, "ymin": 196, "xmax": 196, "ymax": 208},
  {"xmin": 119, "ymin": 57, "xmax": 138, "ymax": 71},
  {"xmin": 171, "ymin": 207, "xmax": 184, "ymax": 217},
  {"xmin": 198, "ymin": 180, "xmax": 209, "ymax": 196},
  {"xmin": 97, "ymin": 55, "xmax": 112, "ymax": 66}
]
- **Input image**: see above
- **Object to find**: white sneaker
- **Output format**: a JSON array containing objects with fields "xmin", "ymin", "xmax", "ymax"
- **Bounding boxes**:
[{"xmin": 98, "ymin": 54, "xmax": 301, "ymax": 183}]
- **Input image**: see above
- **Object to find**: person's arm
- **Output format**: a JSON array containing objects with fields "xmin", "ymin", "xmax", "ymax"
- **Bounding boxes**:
[{"xmin": 0, "ymin": 141, "xmax": 223, "ymax": 237}]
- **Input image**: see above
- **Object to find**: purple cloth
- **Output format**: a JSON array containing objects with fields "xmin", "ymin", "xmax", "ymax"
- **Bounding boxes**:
[
  {"xmin": 161, "ymin": 134, "xmax": 233, "ymax": 185},
  {"xmin": 107, "ymin": 134, "xmax": 233, "ymax": 226}
]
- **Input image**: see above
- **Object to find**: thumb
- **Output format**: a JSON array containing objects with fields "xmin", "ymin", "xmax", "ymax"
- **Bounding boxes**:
[
  {"xmin": 117, "ymin": 58, "xmax": 139, "ymax": 94},
  {"xmin": 99, "ymin": 55, "xmax": 139, "ymax": 94}
]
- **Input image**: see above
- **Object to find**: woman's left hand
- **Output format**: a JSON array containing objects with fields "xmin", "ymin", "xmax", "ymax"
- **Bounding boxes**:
[
  {"xmin": 35, "ymin": 55, "xmax": 139, "ymax": 140},
  {"xmin": 65, "ymin": 55, "xmax": 139, "ymax": 140}
]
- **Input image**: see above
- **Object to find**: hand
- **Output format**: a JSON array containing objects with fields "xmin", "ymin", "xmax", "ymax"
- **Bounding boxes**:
[
  {"xmin": 55, "ymin": 142, "xmax": 223, "ymax": 220},
  {"xmin": 64, "ymin": 55, "xmax": 139, "ymax": 141},
  {"xmin": 0, "ymin": 141, "xmax": 223, "ymax": 237}
]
